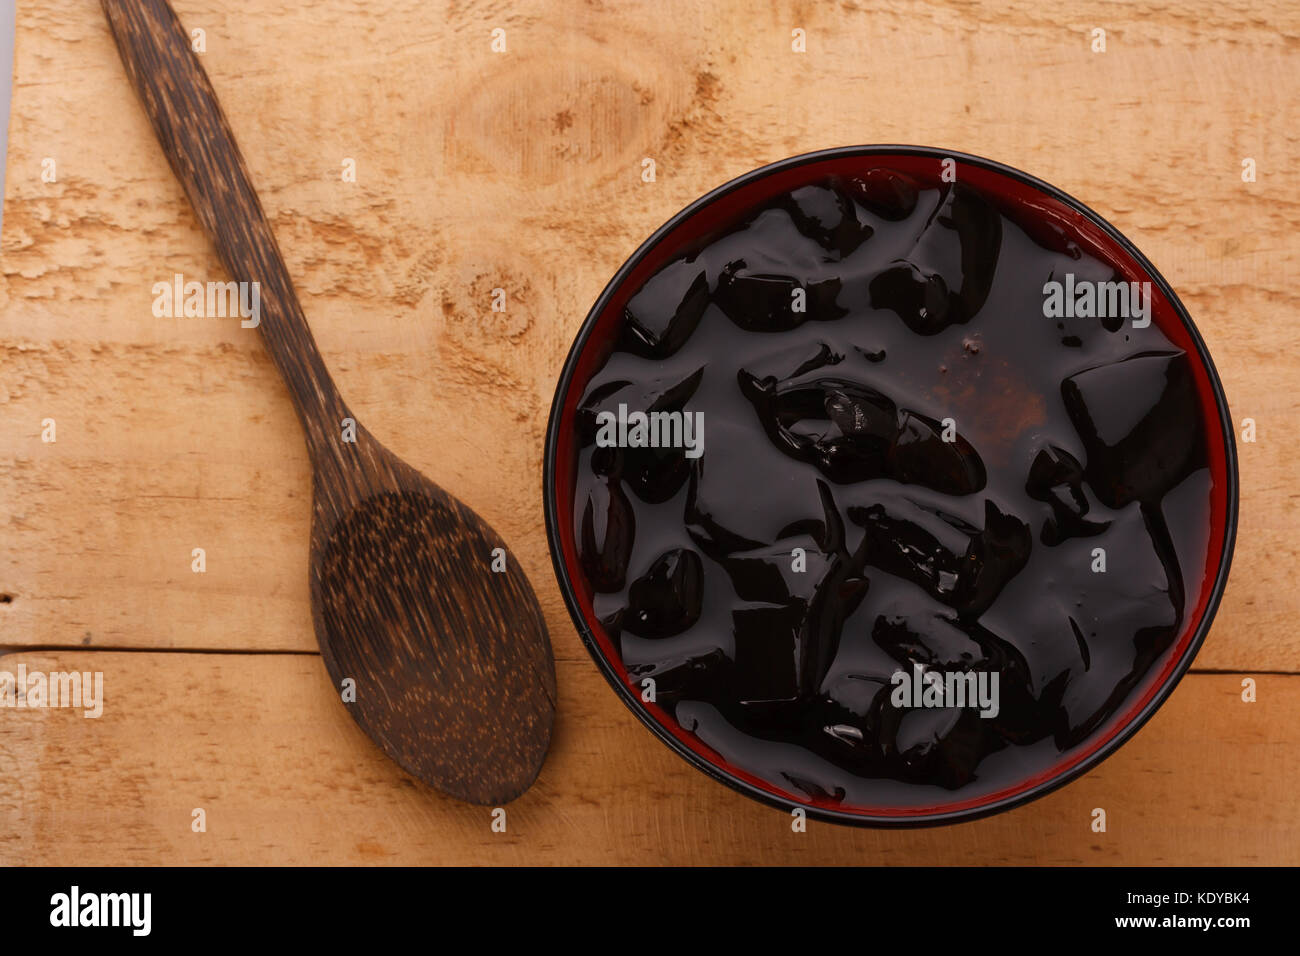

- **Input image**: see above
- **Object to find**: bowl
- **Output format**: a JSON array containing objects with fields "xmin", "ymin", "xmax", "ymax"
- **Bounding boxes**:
[{"xmin": 543, "ymin": 145, "xmax": 1238, "ymax": 826}]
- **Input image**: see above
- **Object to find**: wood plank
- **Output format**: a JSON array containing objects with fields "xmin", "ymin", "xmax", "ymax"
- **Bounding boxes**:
[
  {"xmin": 0, "ymin": 652, "xmax": 1292, "ymax": 865},
  {"xmin": 2, "ymin": 1, "xmax": 1295, "ymax": 668}
]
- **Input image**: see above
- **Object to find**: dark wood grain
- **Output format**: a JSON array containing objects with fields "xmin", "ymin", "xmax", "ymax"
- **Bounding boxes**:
[{"xmin": 99, "ymin": 0, "xmax": 557, "ymax": 804}]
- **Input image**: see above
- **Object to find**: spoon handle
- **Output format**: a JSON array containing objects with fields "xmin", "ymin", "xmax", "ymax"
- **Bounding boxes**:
[{"xmin": 102, "ymin": 0, "xmax": 347, "ymax": 452}]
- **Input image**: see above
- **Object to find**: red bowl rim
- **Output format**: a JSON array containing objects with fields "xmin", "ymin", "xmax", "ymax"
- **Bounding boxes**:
[{"xmin": 541, "ymin": 144, "xmax": 1240, "ymax": 828}]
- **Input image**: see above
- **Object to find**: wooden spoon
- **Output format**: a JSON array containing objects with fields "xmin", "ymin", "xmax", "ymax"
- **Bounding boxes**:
[{"xmin": 101, "ymin": 0, "xmax": 556, "ymax": 804}]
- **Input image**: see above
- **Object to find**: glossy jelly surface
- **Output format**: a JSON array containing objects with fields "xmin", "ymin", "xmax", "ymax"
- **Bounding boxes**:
[{"xmin": 551, "ymin": 152, "xmax": 1232, "ymax": 820}]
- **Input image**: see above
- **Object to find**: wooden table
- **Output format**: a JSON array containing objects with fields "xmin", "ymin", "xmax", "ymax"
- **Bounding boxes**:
[{"xmin": 2, "ymin": 0, "xmax": 1297, "ymax": 865}]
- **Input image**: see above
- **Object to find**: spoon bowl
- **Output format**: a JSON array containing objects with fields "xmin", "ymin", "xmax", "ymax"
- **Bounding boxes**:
[{"xmin": 312, "ymin": 458, "xmax": 555, "ymax": 805}]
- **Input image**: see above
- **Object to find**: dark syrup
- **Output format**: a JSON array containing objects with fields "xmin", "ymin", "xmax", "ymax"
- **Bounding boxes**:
[{"xmin": 570, "ymin": 169, "xmax": 1212, "ymax": 810}]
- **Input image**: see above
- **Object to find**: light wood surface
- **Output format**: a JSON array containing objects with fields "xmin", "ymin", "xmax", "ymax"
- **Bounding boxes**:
[
  {"xmin": 2, "ymin": 0, "xmax": 1297, "ymax": 864},
  {"xmin": 0, "ymin": 653, "xmax": 1293, "ymax": 865}
]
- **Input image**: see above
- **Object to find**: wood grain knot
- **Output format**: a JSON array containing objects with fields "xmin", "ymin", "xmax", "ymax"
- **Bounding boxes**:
[{"xmin": 444, "ymin": 54, "xmax": 675, "ymax": 184}]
